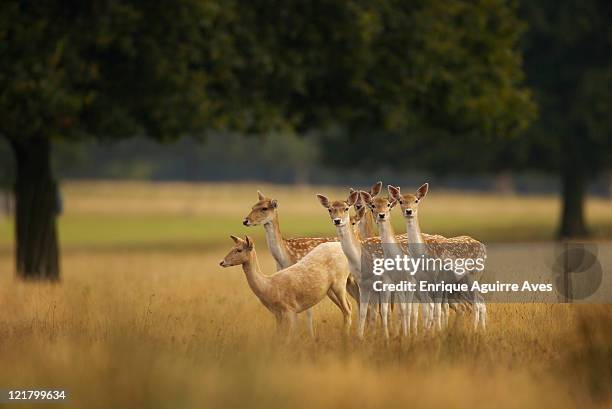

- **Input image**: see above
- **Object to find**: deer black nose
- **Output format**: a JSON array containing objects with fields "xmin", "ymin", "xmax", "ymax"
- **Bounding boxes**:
[
  {"xmin": 405, "ymin": 209, "xmax": 413, "ymax": 216},
  {"xmin": 243, "ymin": 219, "xmax": 249, "ymax": 226},
  {"xmin": 333, "ymin": 218, "xmax": 341, "ymax": 225},
  {"xmin": 378, "ymin": 213, "xmax": 385, "ymax": 219}
]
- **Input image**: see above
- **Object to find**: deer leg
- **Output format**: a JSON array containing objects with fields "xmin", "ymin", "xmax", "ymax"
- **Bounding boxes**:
[
  {"xmin": 357, "ymin": 283, "xmax": 371, "ymax": 340},
  {"xmin": 380, "ymin": 290, "xmax": 391, "ymax": 341},
  {"xmin": 475, "ymin": 291, "xmax": 486, "ymax": 331},
  {"xmin": 413, "ymin": 305, "xmax": 419, "ymax": 335},
  {"xmin": 442, "ymin": 292, "xmax": 450, "ymax": 329},
  {"xmin": 285, "ymin": 311, "xmax": 298, "ymax": 338},
  {"xmin": 397, "ymin": 291, "xmax": 409, "ymax": 338},
  {"xmin": 367, "ymin": 303, "xmax": 378, "ymax": 329},
  {"xmin": 331, "ymin": 282, "xmax": 352, "ymax": 337},
  {"xmin": 420, "ymin": 292, "xmax": 434, "ymax": 331},
  {"xmin": 275, "ymin": 312, "xmax": 284, "ymax": 334},
  {"xmin": 303, "ymin": 308, "xmax": 314, "ymax": 338},
  {"xmin": 433, "ymin": 289, "xmax": 443, "ymax": 332}
]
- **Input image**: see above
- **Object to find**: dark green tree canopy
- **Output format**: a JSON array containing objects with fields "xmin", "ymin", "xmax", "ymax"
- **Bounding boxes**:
[
  {"xmin": 1, "ymin": 0, "xmax": 536, "ymax": 144},
  {"xmin": 0, "ymin": 0, "xmax": 539, "ymax": 279},
  {"xmin": 307, "ymin": 0, "xmax": 535, "ymax": 171},
  {"xmin": 521, "ymin": 0, "xmax": 612, "ymax": 173},
  {"xmin": 0, "ymin": 0, "xmax": 257, "ymax": 142}
]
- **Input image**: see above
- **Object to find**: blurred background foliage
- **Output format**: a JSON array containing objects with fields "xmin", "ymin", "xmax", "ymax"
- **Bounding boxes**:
[{"xmin": 1, "ymin": 0, "xmax": 611, "ymax": 279}]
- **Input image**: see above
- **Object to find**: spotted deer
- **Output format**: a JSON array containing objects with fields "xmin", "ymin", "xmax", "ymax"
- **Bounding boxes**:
[
  {"xmin": 388, "ymin": 183, "xmax": 487, "ymax": 330},
  {"xmin": 359, "ymin": 190, "xmax": 427, "ymax": 335},
  {"xmin": 349, "ymin": 183, "xmax": 379, "ymax": 239},
  {"xmin": 350, "ymin": 206, "xmax": 368, "ymax": 238},
  {"xmin": 243, "ymin": 191, "xmax": 358, "ymax": 336},
  {"xmin": 317, "ymin": 190, "xmax": 400, "ymax": 340},
  {"xmin": 349, "ymin": 203, "xmax": 389, "ymax": 330},
  {"xmin": 220, "ymin": 236, "xmax": 352, "ymax": 337}
]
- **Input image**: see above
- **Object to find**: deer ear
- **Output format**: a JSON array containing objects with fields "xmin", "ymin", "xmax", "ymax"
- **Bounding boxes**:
[
  {"xmin": 316, "ymin": 194, "xmax": 330, "ymax": 208},
  {"xmin": 357, "ymin": 206, "xmax": 366, "ymax": 218},
  {"xmin": 244, "ymin": 235, "xmax": 254, "ymax": 250},
  {"xmin": 270, "ymin": 199, "xmax": 278, "ymax": 208},
  {"xmin": 370, "ymin": 181, "xmax": 382, "ymax": 196},
  {"xmin": 230, "ymin": 235, "xmax": 241, "ymax": 244},
  {"xmin": 360, "ymin": 191, "xmax": 373, "ymax": 204},
  {"xmin": 416, "ymin": 183, "xmax": 429, "ymax": 200},
  {"xmin": 257, "ymin": 190, "xmax": 265, "ymax": 200},
  {"xmin": 347, "ymin": 190, "xmax": 360, "ymax": 206},
  {"xmin": 389, "ymin": 199, "xmax": 398, "ymax": 209},
  {"xmin": 349, "ymin": 188, "xmax": 355, "ymax": 194},
  {"xmin": 387, "ymin": 185, "xmax": 401, "ymax": 201}
]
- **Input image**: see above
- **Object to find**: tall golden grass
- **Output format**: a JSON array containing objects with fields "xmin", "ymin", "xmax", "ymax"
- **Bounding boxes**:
[{"xmin": 0, "ymin": 182, "xmax": 611, "ymax": 408}]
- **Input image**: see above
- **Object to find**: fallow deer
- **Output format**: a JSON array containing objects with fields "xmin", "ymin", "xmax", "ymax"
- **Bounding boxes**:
[
  {"xmin": 220, "ymin": 236, "xmax": 352, "ymax": 336},
  {"xmin": 243, "ymin": 191, "xmax": 357, "ymax": 336},
  {"xmin": 349, "ymin": 184, "xmax": 378, "ymax": 239},
  {"xmin": 317, "ymin": 190, "xmax": 399, "ymax": 340},
  {"xmin": 350, "ymin": 206, "xmax": 368, "ymax": 238},
  {"xmin": 359, "ymin": 191, "xmax": 427, "ymax": 336},
  {"xmin": 388, "ymin": 183, "xmax": 487, "ymax": 330}
]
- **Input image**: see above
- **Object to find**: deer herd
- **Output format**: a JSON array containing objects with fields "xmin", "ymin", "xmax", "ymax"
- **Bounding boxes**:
[{"xmin": 220, "ymin": 182, "xmax": 487, "ymax": 341}]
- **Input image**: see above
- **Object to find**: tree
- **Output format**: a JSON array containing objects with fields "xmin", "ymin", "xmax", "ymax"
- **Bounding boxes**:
[
  {"xmin": 1, "ymin": 0, "xmax": 537, "ymax": 279},
  {"xmin": 0, "ymin": 0, "xmax": 254, "ymax": 279},
  {"xmin": 520, "ymin": 0, "xmax": 612, "ymax": 237},
  {"xmin": 314, "ymin": 1, "xmax": 536, "ymax": 185}
]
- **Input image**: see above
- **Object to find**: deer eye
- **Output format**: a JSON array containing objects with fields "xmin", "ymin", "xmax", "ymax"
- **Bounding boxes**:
[
  {"xmin": 345, "ymin": 207, "xmax": 349, "ymax": 211},
  {"xmin": 236, "ymin": 249, "xmax": 242, "ymax": 253},
  {"xmin": 328, "ymin": 209, "xmax": 332, "ymax": 213},
  {"xmin": 261, "ymin": 207, "xmax": 268, "ymax": 211},
  {"xmin": 399, "ymin": 200, "xmax": 403, "ymax": 204},
  {"xmin": 415, "ymin": 199, "xmax": 419, "ymax": 203}
]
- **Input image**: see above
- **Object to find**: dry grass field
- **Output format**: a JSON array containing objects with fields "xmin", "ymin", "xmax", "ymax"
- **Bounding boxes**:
[{"xmin": 0, "ymin": 182, "xmax": 611, "ymax": 408}]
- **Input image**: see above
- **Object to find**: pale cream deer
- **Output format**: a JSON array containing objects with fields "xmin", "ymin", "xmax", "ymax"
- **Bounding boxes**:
[
  {"xmin": 220, "ymin": 235, "xmax": 352, "ymax": 336},
  {"xmin": 243, "ymin": 191, "xmax": 358, "ymax": 336},
  {"xmin": 388, "ymin": 183, "xmax": 487, "ymax": 330}
]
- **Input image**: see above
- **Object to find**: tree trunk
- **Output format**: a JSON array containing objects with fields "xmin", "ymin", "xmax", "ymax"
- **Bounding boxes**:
[
  {"xmin": 559, "ymin": 168, "xmax": 589, "ymax": 238},
  {"xmin": 10, "ymin": 137, "xmax": 60, "ymax": 280}
]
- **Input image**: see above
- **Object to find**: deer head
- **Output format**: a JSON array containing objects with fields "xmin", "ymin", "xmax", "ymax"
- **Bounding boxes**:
[
  {"xmin": 243, "ymin": 190, "xmax": 278, "ymax": 226},
  {"xmin": 360, "ymin": 190, "xmax": 396, "ymax": 223},
  {"xmin": 220, "ymin": 235, "xmax": 255, "ymax": 267},
  {"xmin": 349, "ymin": 206, "xmax": 367, "ymax": 233},
  {"xmin": 387, "ymin": 183, "xmax": 428, "ymax": 219},
  {"xmin": 316, "ymin": 190, "xmax": 360, "ymax": 227},
  {"xmin": 350, "ymin": 181, "xmax": 382, "ymax": 212}
]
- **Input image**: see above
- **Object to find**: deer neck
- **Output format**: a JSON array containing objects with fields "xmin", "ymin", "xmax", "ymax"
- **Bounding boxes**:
[
  {"xmin": 263, "ymin": 213, "xmax": 292, "ymax": 268},
  {"xmin": 335, "ymin": 222, "xmax": 362, "ymax": 272},
  {"xmin": 378, "ymin": 217, "xmax": 404, "ymax": 258},
  {"xmin": 405, "ymin": 217, "xmax": 424, "ymax": 244},
  {"xmin": 241, "ymin": 250, "xmax": 271, "ymax": 304},
  {"xmin": 359, "ymin": 211, "xmax": 377, "ymax": 238}
]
